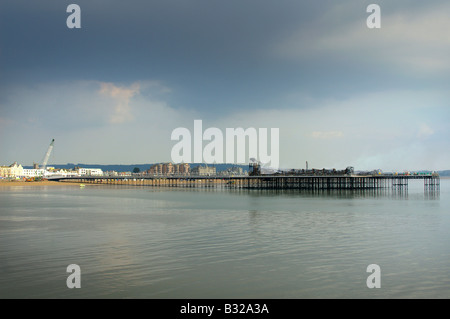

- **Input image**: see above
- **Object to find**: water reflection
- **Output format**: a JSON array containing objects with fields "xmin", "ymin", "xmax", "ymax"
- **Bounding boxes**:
[
  {"xmin": 0, "ymin": 180, "xmax": 447, "ymax": 298},
  {"xmin": 424, "ymin": 190, "xmax": 440, "ymax": 200},
  {"xmin": 236, "ymin": 187, "xmax": 439, "ymax": 200}
]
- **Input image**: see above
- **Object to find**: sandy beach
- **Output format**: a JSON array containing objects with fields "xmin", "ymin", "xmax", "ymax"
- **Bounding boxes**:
[{"xmin": 0, "ymin": 180, "xmax": 80, "ymax": 187}]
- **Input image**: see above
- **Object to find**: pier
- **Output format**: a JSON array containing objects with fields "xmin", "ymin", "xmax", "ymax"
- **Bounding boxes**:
[{"xmin": 52, "ymin": 174, "xmax": 440, "ymax": 191}]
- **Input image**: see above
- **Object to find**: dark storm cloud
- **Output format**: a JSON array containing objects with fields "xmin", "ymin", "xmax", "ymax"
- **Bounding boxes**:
[
  {"xmin": 0, "ymin": 0, "xmax": 407, "ymax": 113},
  {"xmin": 1, "ymin": 1, "xmax": 308, "ymax": 80},
  {"xmin": 1, "ymin": 0, "xmax": 449, "ymax": 113}
]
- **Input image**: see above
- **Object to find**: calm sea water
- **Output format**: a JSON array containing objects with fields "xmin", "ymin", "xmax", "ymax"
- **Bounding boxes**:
[{"xmin": 0, "ymin": 179, "xmax": 449, "ymax": 299}]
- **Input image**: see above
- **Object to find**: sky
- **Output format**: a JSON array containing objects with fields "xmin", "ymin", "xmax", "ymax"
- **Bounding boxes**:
[{"xmin": 0, "ymin": 0, "xmax": 449, "ymax": 171}]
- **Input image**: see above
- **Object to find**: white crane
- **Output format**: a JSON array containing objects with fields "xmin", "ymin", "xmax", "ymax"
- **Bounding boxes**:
[{"xmin": 41, "ymin": 139, "xmax": 55, "ymax": 171}]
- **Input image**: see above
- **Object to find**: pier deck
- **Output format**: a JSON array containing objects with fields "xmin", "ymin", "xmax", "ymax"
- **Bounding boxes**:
[{"xmin": 51, "ymin": 174, "xmax": 440, "ymax": 191}]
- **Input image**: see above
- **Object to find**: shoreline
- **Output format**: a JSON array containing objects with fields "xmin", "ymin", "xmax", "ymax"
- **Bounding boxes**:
[{"xmin": 0, "ymin": 180, "xmax": 81, "ymax": 187}]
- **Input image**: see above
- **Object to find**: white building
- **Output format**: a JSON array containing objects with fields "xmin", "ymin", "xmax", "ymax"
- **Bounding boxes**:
[
  {"xmin": 78, "ymin": 168, "xmax": 103, "ymax": 176},
  {"xmin": 22, "ymin": 169, "xmax": 45, "ymax": 178},
  {"xmin": 0, "ymin": 162, "xmax": 24, "ymax": 178}
]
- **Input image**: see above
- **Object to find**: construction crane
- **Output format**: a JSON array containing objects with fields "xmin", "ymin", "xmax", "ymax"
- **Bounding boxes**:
[{"xmin": 41, "ymin": 139, "xmax": 55, "ymax": 171}]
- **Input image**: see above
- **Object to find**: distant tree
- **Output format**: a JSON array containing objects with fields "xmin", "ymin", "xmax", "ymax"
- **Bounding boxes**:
[{"xmin": 133, "ymin": 167, "xmax": 140, "ymax": 173}]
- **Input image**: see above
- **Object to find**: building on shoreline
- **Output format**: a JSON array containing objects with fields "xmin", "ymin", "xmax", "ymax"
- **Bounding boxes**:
[
  {"xmin": 77, "ymin": 168, "xmax": 103, "ymax": 176},
  {"xmin": 147, "ymin": 163, "xmax": 190, "ymax": 176},
  {"xmin": 0, "ymin": 161, "xmax": 106, "ymax": 179},
  {"xmin": 191, "ymin": 164, "xmax": 216, "ymax": 176},
  {"xmin": 0, "ymin": 162, "xmax": 24, "ymax": 178},
  {"xmin": 23, "ymin": 169, "xmax": 45, "ymax": 178}
]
